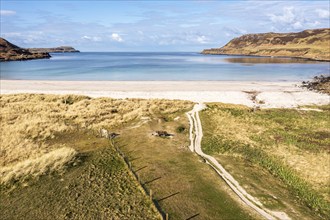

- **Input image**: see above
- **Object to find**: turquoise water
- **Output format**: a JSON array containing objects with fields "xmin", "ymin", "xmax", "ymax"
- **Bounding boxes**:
[{"xmin": 0, "ymin": 52, "xmax": 329, "ymax": 81}]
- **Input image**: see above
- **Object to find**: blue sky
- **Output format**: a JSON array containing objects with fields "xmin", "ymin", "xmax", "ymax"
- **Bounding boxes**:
[{"xmin": 1, "ymin": 0, "xmax": 329, "ymax": 51}]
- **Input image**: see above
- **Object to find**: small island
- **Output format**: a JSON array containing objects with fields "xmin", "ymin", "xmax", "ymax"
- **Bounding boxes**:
[
  {"xmin": 28, "ymin": 46, "xmax": 80, "ymax": 53},
  {"xmin": 202, "ymin": 28, "xmax": 330, "ymax": 61}
]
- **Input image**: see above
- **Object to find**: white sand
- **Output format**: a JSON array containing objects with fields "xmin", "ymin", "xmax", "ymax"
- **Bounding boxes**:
[{"xmin": 1, "ymin": 80, "xmax": 329, "ymax": 108}]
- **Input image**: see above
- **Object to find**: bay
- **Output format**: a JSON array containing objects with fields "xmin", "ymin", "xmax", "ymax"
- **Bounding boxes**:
[{"xmin": 1, "ymin": 52, "xmax": 329, "ymax": 81}]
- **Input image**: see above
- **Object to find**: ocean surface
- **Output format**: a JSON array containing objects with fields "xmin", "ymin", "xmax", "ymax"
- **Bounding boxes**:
[{"xmin": 1, "ymin": 52, "xmax": 329, "ymax": 81}]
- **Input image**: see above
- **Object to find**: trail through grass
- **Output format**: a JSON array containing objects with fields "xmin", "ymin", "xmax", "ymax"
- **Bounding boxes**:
[{"xmin": 200, "ymin": 103, "xmax": 330, "ymax": 219}]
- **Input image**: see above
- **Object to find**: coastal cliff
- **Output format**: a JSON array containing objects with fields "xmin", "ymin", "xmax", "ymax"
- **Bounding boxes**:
[
  {"xmin": 0, "ymin": 38, "xmax": 51, "ymax": 61},
  {"xmin": 202, "ymin": 28, "xmax": 330, "ymax": 61},
  {"xmin": 28, "ymin": 46, "xmax": 80, "ymax": 53}
]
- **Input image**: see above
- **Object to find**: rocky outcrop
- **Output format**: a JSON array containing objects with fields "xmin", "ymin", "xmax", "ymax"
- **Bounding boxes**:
[
  {"xmin": 301, "ymin": 75, "xmax": 330, "ymax": 94},
  {"xmin": 202, "ymin": 28, "xmax": 330, "ymax": 61},
  {"xmin": 0, "ymin": 38, "xmax": 51, "ymax": 61},
  {"xmin": 100, "ymin": 129, "xmax": 119, "ymax": 139},
  {"xmin": 152, "ymin": 130, "xmax": 173, "ymax": 137},
  {"xmin": 28, "ymin": 46, "xmax": 80, "ymax": 53}
]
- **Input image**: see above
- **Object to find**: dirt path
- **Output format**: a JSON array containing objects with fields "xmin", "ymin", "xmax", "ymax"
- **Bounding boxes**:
[{"xmin": 186, "ymin": 103, "xmax": 291, "ymax": 220}]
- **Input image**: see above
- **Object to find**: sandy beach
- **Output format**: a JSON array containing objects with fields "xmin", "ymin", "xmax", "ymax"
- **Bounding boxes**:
[{"xmin": 1, "ymin": 80, "xmax": 329, "ymax": 108}]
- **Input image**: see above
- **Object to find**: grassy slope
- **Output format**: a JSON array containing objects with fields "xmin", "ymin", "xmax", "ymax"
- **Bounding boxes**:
[
  {"xmin": 3, "ymin": 94, "xmax": 329, "ymax": 219},
  {"xmin": 202, "ymin": 28, "xmax": 330, "ymax": 61},
  {"xmin": 115, "ymin": 112, "xmax": 258, "ymax": 220},
  {"xmin": 0, "ymin": 94, "xmax": 258, "ymax": 220},
  {"xmin": 0, "ymin": 94, "xmax": 193, "ymax": 219},
  {"xmin": 200, "ymin": 103, "xmax": 330, "ymax": 219},
  {"xmin": 1, "ymin": 132, "xmax": 159, "ymax": 219}
]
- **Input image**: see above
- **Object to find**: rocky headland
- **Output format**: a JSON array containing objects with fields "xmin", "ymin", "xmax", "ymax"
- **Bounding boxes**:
[
  {"xmin": 0, "ymin": 38, "xmax": 80, "ymax": 61},
  {"xmin": 0, "ymin": 38, "xmax": 51, "ymax": 61},
  {"xmin": 202, "ymin": 28, "xmax": 330, "ymax": 61},
  {"xmin": 28, "ymin": 46, "xmax": 80, "ymax": 53}
]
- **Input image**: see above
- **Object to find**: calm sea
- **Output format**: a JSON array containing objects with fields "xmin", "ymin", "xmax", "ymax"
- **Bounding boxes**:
[{"xmin": 1, "ymin": 52, "xmax": 329, "ymax": 81}]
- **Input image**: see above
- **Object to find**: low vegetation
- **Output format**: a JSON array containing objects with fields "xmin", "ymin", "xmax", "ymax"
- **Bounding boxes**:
[
  {"xmin": 0, "ymin": 94, "xmax": 192, "ymax": 219},
  {"xmin": 0, "ymin": 94, "xmax": 192, "ymax": 183},
  {"xmin": 1, "ymin": 138, "xmax": 160, "ymax": 219},
  {"xmin": 2, "ymin": 93, "xmax": 329, "ymax": 219},
  {"xmin": 200, "ymin": 103, "xmax": 330, "ymax": 218},
  {"xmin": 0, "ymin": 147, "xmax": 77, "ymax": 185},
  {"xmin": 176, "ymin": 125, "xmax": 186, "ymax": 133},
  {"xmin": 115, "ymin": 113, "xmax": 256, "ymax": 219}
]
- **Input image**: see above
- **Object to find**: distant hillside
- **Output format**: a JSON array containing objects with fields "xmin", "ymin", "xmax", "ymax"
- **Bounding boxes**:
[
  {"xmin": 202, "ymin": 28, "xmax": 330, "ymax": 61},
  {"xmin": 28, "ymin": 46, "xmax": 80, "ymax": 53},
  {"xmin": 0, "ymin": 38, "xmax": 50, "ymax": 61}
]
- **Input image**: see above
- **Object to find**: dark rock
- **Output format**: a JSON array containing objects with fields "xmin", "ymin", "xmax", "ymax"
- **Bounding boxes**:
[
  {"xmin": 109, "ymin": 133, "xmax": 119, "ymax": 139},
  {"xmin": 0, "ymin": 38, "xmax": 51, "ymax": 61},
  {"xmin": 111, "ymin": 109, "xmax": 118, "ymax": 113},
  {"xmin": 152, "ymin": 130, "xmax": 173, "ymax": 137},
  {"xmin": 300, "ymin": 75, "xmax": 330, "ymax": 94}
]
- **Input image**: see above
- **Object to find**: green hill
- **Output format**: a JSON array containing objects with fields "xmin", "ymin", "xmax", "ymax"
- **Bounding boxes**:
[{"xmin": 202, "ymin": 28, "xmax": 330, "ymax": 61}]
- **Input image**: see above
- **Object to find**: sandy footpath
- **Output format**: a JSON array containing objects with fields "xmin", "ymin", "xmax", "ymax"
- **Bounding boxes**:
[
  {"xmin": 1, "ymin": 80, "xmax": 329, "ymax": 108},
  {"xmin": 187, "ymin": 104, "xmax": 290, "ymax": 219}
]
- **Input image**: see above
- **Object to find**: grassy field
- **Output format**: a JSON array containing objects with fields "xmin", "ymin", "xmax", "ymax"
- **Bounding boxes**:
[
  {"xmin": 202, "ymin": 28, "xmax": 330, "ymax": 61},
  {"xmin": 1, "ymin": 94, "xmax": 259, "ymax": 220},
  {"xmin": 2, "ymin": 93, "xmax": 329, "ymax": 219},
  {"xmin": 200, "ymin": 103, "xmax": 330, "ymax": 219},
  {"xmin": 115, "ymin": 111, "xmax": 258, "ymax": 220},
  {"xmin": 1, "ymin": 133, "xmax": 160, "ymax": 219},
  {"xmin": 0, "ymin": 94, "xmax": 192, "ymax": 219}
]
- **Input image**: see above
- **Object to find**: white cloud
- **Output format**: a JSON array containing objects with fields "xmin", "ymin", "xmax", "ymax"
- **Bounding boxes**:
[
  {"xmin": 111, "ymin": 33, "xmax": 123, "ymax": 42},
  {"xmin": 1, "ymin": 31, "xmax": 51, "ymax": 47},
  {"xmin": 268, "ymin": 7, "xmax": 323, "ymax": 31},
  {"xmin": 0, "ymin": 10, "xmax": 16, "ymax": 16},
  {"xmin": 269, "ymin": 7, "xmax": 296, "ymax": 24},
  {"xmin": 82, "ymin": 36, "xmax": 91, "ymax": 40},
  {"xmin": 196, "ymin": 35, "xmax": 208, "ymax": 44},
  {"xmin": 292, "ymin": 21, "xmax": 303, "ymax": 29},
  {"xmin": 316, "ymin": 9, "xmax": 330, "ymax": 19},
  {"xmin": 81, "ymin": 35, "xmax": 102, "ymax": 42}
]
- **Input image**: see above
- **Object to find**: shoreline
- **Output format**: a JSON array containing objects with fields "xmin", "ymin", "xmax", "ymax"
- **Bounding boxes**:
[
  {"xmin": 1, "ymin": 80, "xmax": 329, "ymax": 108},
  {"xmin": 200, "ymin": 52, "xmax": 330, "ymax": 62}
]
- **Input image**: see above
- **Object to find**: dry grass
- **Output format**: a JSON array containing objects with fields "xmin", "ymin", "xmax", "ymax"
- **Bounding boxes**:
[
  {"xmin": 115, "ymin": 114, "xmax": 257, "ymax": 220},
  {"xmin": 0, "ymin": 94, "xmax": 192, "ymax": 184},
  {"xmin": 201, "ymin": 103, "xmax": 330, "ymax": 189},
  {"xmin": 0, "ymin": 147, "xmax": 76, "ymax": 184},
  {"xmin": 0, "ymin": 93, "xmax": 192, "ymax": 219},
  {"xmin": 200, "ymin": 103, "xmax": 330, "ymax": 218},
  {"xmin": 202, "ymin": 28, "xmax": 330, "ymax": 61},
  {"xmin": 1, "ymin": 141, "xmax": 161, "ymax": 220}
]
